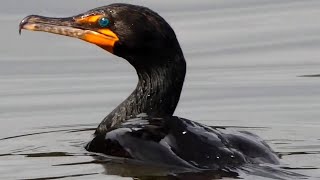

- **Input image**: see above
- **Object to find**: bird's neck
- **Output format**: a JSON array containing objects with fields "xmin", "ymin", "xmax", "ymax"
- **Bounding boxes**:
[{"xmin": 95, "ymin": 54, "xmax": 186, "ymax": 135}]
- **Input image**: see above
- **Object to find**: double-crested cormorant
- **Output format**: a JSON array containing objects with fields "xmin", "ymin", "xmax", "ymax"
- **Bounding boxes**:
[{"xmin": 19, "ymin": 3, "xmax": 279, "ymax": 170}]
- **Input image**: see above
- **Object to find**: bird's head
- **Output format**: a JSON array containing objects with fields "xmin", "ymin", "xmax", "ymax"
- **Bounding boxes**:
[{"xmin": 19, "ymin": 4, "xmax": 182, "ymax": 68}]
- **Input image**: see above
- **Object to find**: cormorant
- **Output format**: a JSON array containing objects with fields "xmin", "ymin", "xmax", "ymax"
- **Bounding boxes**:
[{"xmin": 19, "ymin": 3, "xmax": 279, "ymax": 171}]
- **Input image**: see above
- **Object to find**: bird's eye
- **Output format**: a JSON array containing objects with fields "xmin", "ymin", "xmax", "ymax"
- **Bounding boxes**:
[{"xmin": 98, "ymin": 17, "xmax": 110, "ymax": 27}]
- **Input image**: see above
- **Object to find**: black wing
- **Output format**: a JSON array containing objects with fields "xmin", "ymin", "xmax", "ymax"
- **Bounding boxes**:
[{"xmin": 86, "ymin": 116, "xmax": 279, "ymax": 169}]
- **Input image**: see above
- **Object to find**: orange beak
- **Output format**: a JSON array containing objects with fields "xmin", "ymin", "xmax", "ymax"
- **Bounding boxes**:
[{"xmin": 19, "ymin": 14, "xmax": 119, "ymax": 53}]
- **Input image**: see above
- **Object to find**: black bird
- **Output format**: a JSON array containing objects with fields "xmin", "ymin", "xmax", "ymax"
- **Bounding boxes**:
[{"xmin": 19, "ymin": 3, "xmax": 279, "ymax": 171}]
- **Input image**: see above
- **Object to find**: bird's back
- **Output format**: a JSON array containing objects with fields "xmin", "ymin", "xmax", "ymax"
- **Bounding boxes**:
[{"xmin": 86, "ymin": 115, "xmax": 279, "ymax": 170}]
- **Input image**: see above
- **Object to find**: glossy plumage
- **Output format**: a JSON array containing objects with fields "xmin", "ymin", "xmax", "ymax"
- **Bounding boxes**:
[
  {"xmin": 20, "ymin": 3, "xmax": 280, "ymax": 171},
  {"xmin": 87, "ymin": 115, "xmax": 279, "ymax": 170}
]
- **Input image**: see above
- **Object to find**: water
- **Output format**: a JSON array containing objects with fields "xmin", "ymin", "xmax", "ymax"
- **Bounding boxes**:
[{"xmin": 0, "ymin": 0, "xmax": 319, "ymax": 179}]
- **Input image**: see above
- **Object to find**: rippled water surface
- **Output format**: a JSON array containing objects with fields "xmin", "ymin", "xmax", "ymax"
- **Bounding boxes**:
[{"xmin": 0, "ymin": 0, "xmax": 320, "ymax": 179}]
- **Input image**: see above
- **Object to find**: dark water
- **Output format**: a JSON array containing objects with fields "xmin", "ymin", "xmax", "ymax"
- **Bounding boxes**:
[{"xmin": 0, "ymin": 0, "xmax": 320, "ymax": 179}]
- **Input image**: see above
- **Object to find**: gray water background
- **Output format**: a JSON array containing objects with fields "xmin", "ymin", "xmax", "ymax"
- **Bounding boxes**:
[{"xmin": 0, "ymin": 0, "xmax": 319, "ymax": 179}]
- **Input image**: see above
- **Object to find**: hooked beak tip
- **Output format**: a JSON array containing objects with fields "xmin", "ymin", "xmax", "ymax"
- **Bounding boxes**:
[{"xmin": 19, "ymin": 15, "xmax": 37, "ymax": 35}]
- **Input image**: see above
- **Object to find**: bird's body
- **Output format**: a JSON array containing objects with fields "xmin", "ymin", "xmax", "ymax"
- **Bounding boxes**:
[
  {"xmin": 19, "ymin": 3, "xmax": 279, "ymax": 172},
  {"xmin": 88, "ymin": 115, "xmax": 279, "ymax": 170}
]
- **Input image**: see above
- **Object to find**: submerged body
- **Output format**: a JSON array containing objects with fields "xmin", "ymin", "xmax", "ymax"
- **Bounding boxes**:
[
  {"xmin": 20, "ymin": 3, "xmax": 279, "ymax": 171},
  {"xmin": 88, "ymin": 115, "xmax": 279, "ymax": 169}
]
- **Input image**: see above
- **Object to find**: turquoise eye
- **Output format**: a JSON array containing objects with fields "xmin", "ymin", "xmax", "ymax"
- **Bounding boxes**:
[{"xmin": 98, "ymin": 17, "xmax": 110, "ymax": 27}]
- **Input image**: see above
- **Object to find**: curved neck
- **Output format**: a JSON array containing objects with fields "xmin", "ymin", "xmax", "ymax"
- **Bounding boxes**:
[{"xmin": 95, "ymin": 53, "xmax": 186, "ymax": 135}]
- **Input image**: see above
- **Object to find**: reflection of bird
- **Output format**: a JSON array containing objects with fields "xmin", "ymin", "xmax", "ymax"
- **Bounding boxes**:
[{"xmin": 20, "ymin": 3, "xmax": 279, "ymax": 170}]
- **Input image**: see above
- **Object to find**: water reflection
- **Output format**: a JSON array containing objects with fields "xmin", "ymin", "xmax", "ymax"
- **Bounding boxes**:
[
  {"xmin": 300, "ymin": 74, "xmax": 320, "ymax": 77},
  {"xmin": 1, "ymin": 0, "xmax": 320, "ymax": 179},
  {"xmin": 0, "ymin": 124, "xmax": 316, "ymax": 179}
]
